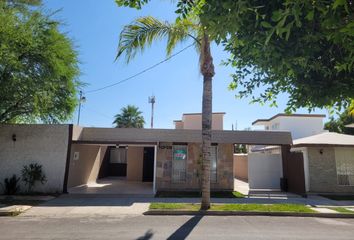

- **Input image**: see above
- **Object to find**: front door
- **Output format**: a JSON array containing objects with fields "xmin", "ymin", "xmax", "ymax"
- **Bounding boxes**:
[{"xmin": 142, "ymin": 147, "xmax": 154, "ymax": 182}]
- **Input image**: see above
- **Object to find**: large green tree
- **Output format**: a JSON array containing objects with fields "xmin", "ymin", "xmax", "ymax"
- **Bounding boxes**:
[
  {"xmin": 325, "ymin": 103, "xmax": 354, "ymax": 135},
  {"xmin": 0, "ymin": 1, "xmax": 80, "ymax": 123},
  {"xmin": 115, "ymin": 0, "xmax": 215, "ymax": 209},
  {"xmin": 198, "ymin": 0, "xmax": 354, "ymax": 112},
  {"xmin": 113, "ymin": 105, "xmax": 145, "ymax": 128}
]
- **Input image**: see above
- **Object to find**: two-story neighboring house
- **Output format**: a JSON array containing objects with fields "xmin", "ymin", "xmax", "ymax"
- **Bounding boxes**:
[
  {"xmin": 173, "ymin": 112, "xmax": 225, "ymax": 130},
  {"xmin": 252, "ymin": 113, "xmax": 326, "ymax": 140}
]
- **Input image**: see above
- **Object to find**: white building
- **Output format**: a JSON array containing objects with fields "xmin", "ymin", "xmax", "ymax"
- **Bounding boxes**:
[{"xmin": 252, "ymin": 113, "xmax": 326, "ymax": 140}]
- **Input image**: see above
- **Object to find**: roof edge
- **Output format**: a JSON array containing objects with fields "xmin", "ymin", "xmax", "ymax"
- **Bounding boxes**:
[{"xmin": 252, "ymin": 113, "xmax": 326, "ymax": 125}]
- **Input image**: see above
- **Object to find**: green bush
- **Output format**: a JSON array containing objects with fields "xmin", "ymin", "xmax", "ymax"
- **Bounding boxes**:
[{"xmin": 1, "ymin": 174, "xmax": 21, "ymax": 195}]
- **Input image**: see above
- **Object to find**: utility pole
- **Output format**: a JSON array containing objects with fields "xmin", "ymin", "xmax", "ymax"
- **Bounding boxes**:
[
  {"xmin": 77, "ymin": 90, "xmax": 86, "ymax": 125},
  {"xmin": 148, "ymin": 95, "xmax": 155, "ymax": 128}
]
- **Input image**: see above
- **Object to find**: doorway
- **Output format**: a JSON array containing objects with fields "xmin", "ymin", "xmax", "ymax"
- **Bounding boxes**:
[{"xmin": 142, "ymin": 147, "xmax": 154, "ymax": 182}]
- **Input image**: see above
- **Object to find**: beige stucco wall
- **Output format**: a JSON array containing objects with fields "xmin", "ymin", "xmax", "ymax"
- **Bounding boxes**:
[
  {"xmin": 308, "ymin": 147, "xmax": 354, "ymax": 193},
  {"xmin": 233, "ymin": 154, "xmax": 248, "ymax": 181},
  {"xmin": 0, "ymin": 124, "xmax": 69, "ymax": 193},
  {"xmin": 174, "ymin": 121, "xmax": 184, "ymax": 129},
  {"xmin": 127, "ymin": 147, "xmax": 144, "ymax": 181},
  {"xmin": 67, "ymin": 144, "xmax": 107, "ymax": 188},
  {"xmin": 181, "ymin": 114, "xmax": 224, "ymax": 130},
  {"xmin": 156, "ymin": 142, "xmax": 233, "ymax": 191}
]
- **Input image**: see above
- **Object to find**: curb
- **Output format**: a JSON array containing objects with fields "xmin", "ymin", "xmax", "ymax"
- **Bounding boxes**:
[
  {"xmin": 0, "ymin": 205, "xmax": 32, "ymax": 217},
  {"xmin": 144, "ymin": 210, "xmax": 354, "ymax": 218}
]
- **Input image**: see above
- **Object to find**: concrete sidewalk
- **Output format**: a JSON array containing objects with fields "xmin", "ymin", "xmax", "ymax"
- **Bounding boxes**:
[{"xmin": 16, "ymin": 193, "xmax": 354, "ymax": 218}]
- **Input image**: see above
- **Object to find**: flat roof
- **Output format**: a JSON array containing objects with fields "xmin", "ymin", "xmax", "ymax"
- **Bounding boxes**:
[
  {"xmin": 252, "ymin": 113, "xmax": 326, "ymax": 125},
  {"xmin": 345, "ymin": 123, "xmax": 354, "ymax": 128},
  {"xmin": 72, "ymin": 127, "xmax": 292, "ymax": 145},
  {"xmin": 293, "ymin": 132, "xmax": 354, "ymax": 147}
]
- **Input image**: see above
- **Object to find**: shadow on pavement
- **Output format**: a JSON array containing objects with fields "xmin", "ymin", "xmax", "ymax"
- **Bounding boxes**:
[
  {"xmin": 166, "ymin": 215, "xmax": 203, "ymax": 240},
  {"xmin": 136, "ymin": 229, "xmax": 154, "ymax": 240}
]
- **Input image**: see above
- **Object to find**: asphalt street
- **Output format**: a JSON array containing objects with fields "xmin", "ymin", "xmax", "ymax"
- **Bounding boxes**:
[{"xmin": 1, "ymin": 215, "xmax": 354, "ymax": 240}]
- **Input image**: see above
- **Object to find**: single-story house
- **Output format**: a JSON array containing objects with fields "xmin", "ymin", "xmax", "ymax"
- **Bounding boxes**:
[
  {"xmin": 0, "ymin": 124, "xmax": 294, "ymax": 195},
  {"xmin": 292, "ymin": 132, "xmax": 354, "ymax": 194}
]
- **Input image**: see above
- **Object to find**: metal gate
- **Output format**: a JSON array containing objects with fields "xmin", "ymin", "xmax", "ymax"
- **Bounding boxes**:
[{"xmin": 282, "ymin": 146, "xmax": 306, "ymax": 196}]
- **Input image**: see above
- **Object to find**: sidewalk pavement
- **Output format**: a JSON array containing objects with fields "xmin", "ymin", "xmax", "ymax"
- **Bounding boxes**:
[{"xmin": 1, "ymin": 193, "xmax": 353, "ymax": 217}]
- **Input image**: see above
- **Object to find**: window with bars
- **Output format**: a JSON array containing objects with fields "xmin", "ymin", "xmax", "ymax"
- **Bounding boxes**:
[
  {"xmin": 110, "ymin": 147, "xmax": 127, "ymax": 164},
  {"xmin": 210, "ymin": 146, "xmax": 217, "ymax": 183},
  {"xmin": 172, "ymin": 145, "xmax": 187, "ymax": 182},
  {"xmin": 335, "ymin": 148, "xmax": 354, "ymax": 186}
]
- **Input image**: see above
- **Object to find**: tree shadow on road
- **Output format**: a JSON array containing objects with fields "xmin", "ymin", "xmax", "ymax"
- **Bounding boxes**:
[
  {"xmin": 166, "ymin": 215, "xmax": 203, "ymax": 240},
  {"xmin": 136, "ymin": 229, "xmax": 154, "ymax": 240}
]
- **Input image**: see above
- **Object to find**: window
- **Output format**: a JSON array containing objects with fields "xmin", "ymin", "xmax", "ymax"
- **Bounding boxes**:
[
  {"xmin": 210, "ymin": 146, "xmax": 217, "ymax": 183},
  {"xmin": 172, "ymin": 145, "xmax": 187, "ymax": 182},
  {"xmin": 271, "ymin": 123, "xmax": 280, "ymax": 130},
  {"xmin": 335, "ymin": 148, "xmax": 354, "ymax": 186},
  {"xmin": 110, "ymin": 147, "xmax": 127, "ymax": 164}
]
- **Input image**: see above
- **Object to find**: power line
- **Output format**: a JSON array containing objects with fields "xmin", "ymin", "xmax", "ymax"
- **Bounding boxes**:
[{"xmin": 85, "ymin": 43, "xmax": 194, "ymax": 94}]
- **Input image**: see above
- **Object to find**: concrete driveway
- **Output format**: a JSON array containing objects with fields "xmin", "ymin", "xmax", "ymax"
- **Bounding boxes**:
[{"xmin": 21, "ymin": 195, "xmax": 151, "ymax": 217}]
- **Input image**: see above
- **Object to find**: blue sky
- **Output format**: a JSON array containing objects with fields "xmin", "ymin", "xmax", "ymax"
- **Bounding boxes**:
[{"xmin": 44, "ymin": 0, "xmax": 328, "ymax": 130}]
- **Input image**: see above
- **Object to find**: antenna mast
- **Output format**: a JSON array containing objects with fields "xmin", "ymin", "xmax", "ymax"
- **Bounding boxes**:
[{"xmin": 148, "ymin": 95, "xmax": 156, "ymax": 128}]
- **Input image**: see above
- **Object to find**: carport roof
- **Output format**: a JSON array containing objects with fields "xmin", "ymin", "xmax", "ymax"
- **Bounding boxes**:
[
  {"xmin": 72, "ymin": 127, "xmax": 292, "ymax": 145},
  {"xmin": 293, "ymin": 132, "xmax": 354, "ymax": 147}
]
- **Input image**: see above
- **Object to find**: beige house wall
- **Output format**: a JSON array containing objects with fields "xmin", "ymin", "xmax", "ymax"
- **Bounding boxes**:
[
  {"xmin": 0, "ymin": 124, "xmax": 69, "ymax": 193},
  {"xmin": 68, "ymin": 144, "xmax": 107, "ymax": 188},
  {"xmin": 126, "ymin": 147, "xmax": 144, "ymax": 181},
  {"xmin": 233, "ymin": 154, "xmax": 248, "ymax": 181},
  {"xmin": 308, "ymin": 147, "xmax": 354, "ymax": 193},
  {"xmin": 156, "ymin": 142, "xmax": 233, "ymax": 191},
  {"xmin": 181, "ymin": 114, "xmax": 224, "ymax": 130}
]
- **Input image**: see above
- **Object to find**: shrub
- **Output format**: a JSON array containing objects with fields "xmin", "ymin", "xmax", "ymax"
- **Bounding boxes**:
[
  {"xmin": 1, "ymin": 174, "xmax": 21, "ymax": 195},
  {"xmin": 21, "ymin": 163, "xmax": 47, "ymax": 193}
]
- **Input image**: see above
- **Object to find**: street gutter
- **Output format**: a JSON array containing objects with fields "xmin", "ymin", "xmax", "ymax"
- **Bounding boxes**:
[{"xmin": 144, "ymin": 210, "xmax": 354, "ymax": 218}]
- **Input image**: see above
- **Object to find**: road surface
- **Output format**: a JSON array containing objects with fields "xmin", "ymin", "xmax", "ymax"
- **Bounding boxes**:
[{"xmin": 1, "ymin": 215, "xmax": 354, "ymax": 239}]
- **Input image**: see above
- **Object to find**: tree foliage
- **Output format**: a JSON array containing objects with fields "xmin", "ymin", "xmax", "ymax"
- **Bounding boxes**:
[
  {"xmin": 199, "ymin": 0, "xmax": 354, "ymax": 112},
  {"xmin": 113, "ymin": 105, "xmax": 145, "ymax": 128},
  {"xmin": 0, "ymin": 1, "xmax": 80, "ymax": 123},
  {"xmin": 325, "ymin": 103, "xmax": 354, "ymax": 135}
]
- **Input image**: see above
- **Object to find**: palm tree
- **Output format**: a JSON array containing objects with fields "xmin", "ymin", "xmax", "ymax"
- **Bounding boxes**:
[
  {"xmin": 113, "ymin": 105, "xmax": 145, "ymax": 128},
  {"xmin": 116, "ymin": 16, "xmax": 214, "ymax": 209}
]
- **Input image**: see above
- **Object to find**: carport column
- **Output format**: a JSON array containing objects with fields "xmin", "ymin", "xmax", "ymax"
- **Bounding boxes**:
[{"xmin": 153, "ymin": 144, "xmax": 158, "ymax": 194}]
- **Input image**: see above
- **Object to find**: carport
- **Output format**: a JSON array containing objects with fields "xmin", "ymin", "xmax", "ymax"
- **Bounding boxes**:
[{"xmin": 67, "ymin": 141, "xmax": 157, "ymax": 196}]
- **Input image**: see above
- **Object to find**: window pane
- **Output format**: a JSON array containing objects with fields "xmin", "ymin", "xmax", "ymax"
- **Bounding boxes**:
[
  {"xmin": 110, "ymin": 148, "xmax": 127, "ymax": 163},
  {"xmin": 335, "ymin": 148, "xmax": 354, "ymax": 186},
  {"xmin": 172, "ymin": 145, "xmax": 187, "ymax": 182},
  {"xmin": 210, "ymin": 146, "xmax": 217, "ymax": 183}
]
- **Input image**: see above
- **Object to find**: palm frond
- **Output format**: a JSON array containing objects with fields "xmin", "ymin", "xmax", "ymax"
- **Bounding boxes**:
[{"xmin": 117, "ymin": 16, "xmax": 198, "ymax": 63}]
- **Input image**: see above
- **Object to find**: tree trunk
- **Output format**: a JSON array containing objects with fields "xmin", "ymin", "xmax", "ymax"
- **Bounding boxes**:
[{"xmin": 200, "ymin": 33, "xmax": 215, "ymax": 210}]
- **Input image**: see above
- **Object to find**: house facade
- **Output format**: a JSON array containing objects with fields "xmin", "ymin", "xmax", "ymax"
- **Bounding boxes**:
[
  {"xmin": 0, "ymin": 124, "xmax": 292, "ymax": 195},
  {"xmin": 292, "ymin": 132, "xmax": 354, "ymax": 194},
  {"xmin": 252, "ymin": 113, "xmax": 326, "ymax": 139}
]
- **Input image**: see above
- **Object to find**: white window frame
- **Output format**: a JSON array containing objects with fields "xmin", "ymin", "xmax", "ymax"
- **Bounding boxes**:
[
  {"xmin": 172, "ymin": 145, "xmax": 188, "ymax": 183},
  {"xmin": 210, "ymin": 145, "xmax": 218, "ymax": 183},
  {"xmin": 335, "ymin": 148, "xmax": 354, "ymax": 186}
]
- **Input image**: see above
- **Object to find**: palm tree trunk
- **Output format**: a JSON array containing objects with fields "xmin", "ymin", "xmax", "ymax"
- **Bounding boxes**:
[{"xmin": 200, "ymin": 32, "xmax": 215, "ymax": 210}]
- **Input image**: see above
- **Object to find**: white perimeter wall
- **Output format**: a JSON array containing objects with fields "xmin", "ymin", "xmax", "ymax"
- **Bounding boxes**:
[
  {"xmin": 248, "ymin": 152, "xmax": 282, "ymax": 189},
  {"xmin": 0, "ymin": 124, "xmax": 69, "ymax": 193}
]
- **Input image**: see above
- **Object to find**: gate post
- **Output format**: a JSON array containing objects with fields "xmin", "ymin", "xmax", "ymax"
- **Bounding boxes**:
[{"xmin": 280, "ymin": 145, "xmax": 291, "ymax": 192}]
